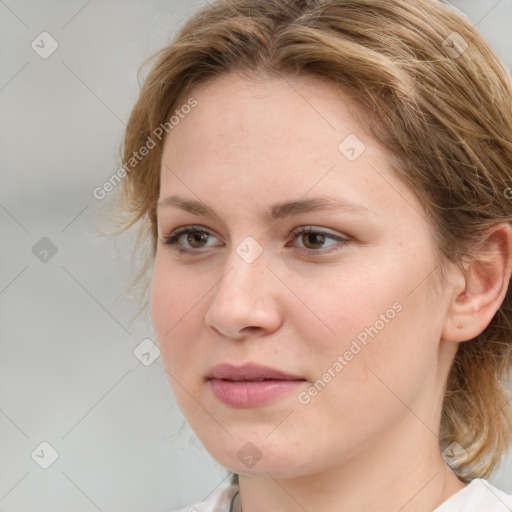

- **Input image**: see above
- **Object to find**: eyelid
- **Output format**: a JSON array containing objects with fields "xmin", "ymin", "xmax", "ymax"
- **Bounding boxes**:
[{"xmin": 290, "ymin": 225, "xmax": 350, "ymax": 240}]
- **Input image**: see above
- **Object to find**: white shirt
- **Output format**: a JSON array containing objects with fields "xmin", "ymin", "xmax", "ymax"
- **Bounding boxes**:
[{"xmin": 171, "ymin": 478, "xmax": 512, "ymax": 512}]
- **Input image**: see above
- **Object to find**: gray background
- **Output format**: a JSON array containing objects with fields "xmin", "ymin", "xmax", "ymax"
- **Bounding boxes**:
[{"xmin": 0, "ymin": 1, "xmax": 511, "ymax": 510}]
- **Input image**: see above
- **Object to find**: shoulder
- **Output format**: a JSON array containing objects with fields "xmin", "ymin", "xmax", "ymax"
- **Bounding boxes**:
[
  {"xmin": 170, "ymin": 482, "xmax": 239, "ymax": 512},
  {"xmin": 434, "ymin": 478, "xmax": 512, "ymax": 512}
]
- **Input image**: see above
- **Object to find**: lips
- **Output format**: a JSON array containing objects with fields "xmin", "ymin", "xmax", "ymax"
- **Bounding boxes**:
[
  {"xmin": 207, "ymin": 363, "xmax": 306, "ymax": 407},
  {"xmin": 207, "ymin": 363, "xmax": 305, "ymax": 382}
]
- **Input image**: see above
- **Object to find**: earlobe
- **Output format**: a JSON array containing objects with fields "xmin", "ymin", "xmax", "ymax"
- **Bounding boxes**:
[{"xmin": 442, "ymin": 224, "xmax": 512, "ymax": 343}]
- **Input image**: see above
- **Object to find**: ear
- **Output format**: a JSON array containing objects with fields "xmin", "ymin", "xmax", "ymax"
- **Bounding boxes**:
[{"xmin": 442, "ymin": 223, "xmax": 512, "ymax": 343}]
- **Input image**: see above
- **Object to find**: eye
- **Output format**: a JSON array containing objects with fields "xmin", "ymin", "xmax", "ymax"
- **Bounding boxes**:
[
  {"xmin": 162, "ymin": 225, "xmax": 221, "ymax": 252},
  {"xmin": 290, "ymin": 226, "xmax": 350, "ymax": 254},
  {"xmin": 162, "ymin": 224, "xmax": 350, "ymax": 255}
]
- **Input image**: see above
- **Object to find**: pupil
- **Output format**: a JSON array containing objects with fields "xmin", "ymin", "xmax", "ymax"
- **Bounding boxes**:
[
  {"xmin": 188, "ymin": 232, "xmax": 208, "ymax": 248},
  {"xmin": 304, "ymin": 233, "xmax": 325, "ymax": 248}
]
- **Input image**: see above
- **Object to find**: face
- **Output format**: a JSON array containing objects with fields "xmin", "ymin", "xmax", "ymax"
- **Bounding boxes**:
[{"xmin": 150, "ymin": 72, "xmax": 457, "ymax": 479}]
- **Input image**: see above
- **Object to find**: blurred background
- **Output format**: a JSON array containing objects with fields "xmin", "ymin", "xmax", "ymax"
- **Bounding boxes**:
[{"xmin": 1, "ymin": 1, "xmax": 511, "ymax": 510}]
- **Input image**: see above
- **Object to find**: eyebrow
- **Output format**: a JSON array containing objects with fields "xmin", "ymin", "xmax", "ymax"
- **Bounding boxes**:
[{"xmin": 157, "ymin": 194, "xmax": 376, "ymax": 221}]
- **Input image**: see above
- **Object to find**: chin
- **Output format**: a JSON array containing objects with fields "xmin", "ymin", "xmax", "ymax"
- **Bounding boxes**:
[{"xmin": 202, "ymin": 435, "xmax": 318, "ymax": 480}]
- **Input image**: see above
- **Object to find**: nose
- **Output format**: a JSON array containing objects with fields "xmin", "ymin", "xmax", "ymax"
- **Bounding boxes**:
[{"xmin": 204, "ymin": 247, "xmax": 283, "ymax": 340}]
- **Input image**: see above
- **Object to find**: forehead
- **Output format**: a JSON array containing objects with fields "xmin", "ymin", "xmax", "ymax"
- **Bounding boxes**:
[
  {"xmin": 158, "ymin": 72, "xmax": 425, "ymax": 226},
  {"xmin": 168, "ymin": 72, "xmax": 359, "ymax": 149},
  {"xmin": 161, "ymin": 73, "xmax": 373, "ymax": 182}
]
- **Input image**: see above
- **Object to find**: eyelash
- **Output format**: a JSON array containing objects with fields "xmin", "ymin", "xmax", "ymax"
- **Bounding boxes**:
[{"xmin": 162, "ymin": 224, "xmax": 351, "ymax": 255}]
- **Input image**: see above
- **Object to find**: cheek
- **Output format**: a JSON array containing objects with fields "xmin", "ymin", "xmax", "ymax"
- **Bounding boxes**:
[
  {"xmin": 286, "ymin": 265, "xmax": 399, "ymax": 354},
  {"xmin": 150, "ymin": 262, "xmax": 212, "ymax": 421},
  {"xmin": 149, "ymin": 258, "xmax": 207, "ymax": 371},
  {"xmin": 292, "ymin": 260, "xmax": 440, "ymax": 399}
]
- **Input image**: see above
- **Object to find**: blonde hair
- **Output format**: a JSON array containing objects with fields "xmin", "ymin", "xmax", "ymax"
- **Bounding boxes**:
[{"xmin": 108, "ymin": 0, "xmax": 512, "ymax": 482}]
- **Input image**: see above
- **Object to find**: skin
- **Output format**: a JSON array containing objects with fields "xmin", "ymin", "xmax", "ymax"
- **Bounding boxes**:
[{"xmin": 150, "ymin": 72, "xmax": 512, "ymax": 511}]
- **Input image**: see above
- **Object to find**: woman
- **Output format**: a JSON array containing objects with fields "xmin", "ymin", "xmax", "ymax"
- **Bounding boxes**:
[{"xmin": 111, "ymin": 0, "xmax": 512, "ymax": 510}]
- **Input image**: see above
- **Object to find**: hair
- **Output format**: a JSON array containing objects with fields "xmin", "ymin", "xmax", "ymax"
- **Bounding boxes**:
[{"xmin": 106, "ymin": 0, "xmax": 512, "ymax": 484}]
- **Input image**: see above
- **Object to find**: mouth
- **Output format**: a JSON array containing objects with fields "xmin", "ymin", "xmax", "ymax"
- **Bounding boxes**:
[
  {"xmin": 207, "ymin": 363, "xmax": 305, "ymax": 381},
  {"xmin": 207, "ymin": 363, "xmax": 306, "ymax": 407}
]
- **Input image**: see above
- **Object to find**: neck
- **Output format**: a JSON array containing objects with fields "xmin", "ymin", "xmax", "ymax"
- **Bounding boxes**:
[{"xmin": 236, "ymin": 417, "xmax": 467, "ymax": 512}]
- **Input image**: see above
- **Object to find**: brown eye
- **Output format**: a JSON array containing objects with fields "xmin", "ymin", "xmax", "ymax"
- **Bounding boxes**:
[
  {"xmin": 300, "ymin": 232, "xmax": 327, "ymax": 249},
  {"xmin": 291, "ymin": 226, "xmax": 350, "ymax": 254},
  {"xmin": 163, "ymin": 225, "xmax": 222, "ymax": 252},
  {"xmin": 186, "ymin": 231, "xmax": 210, "ymax": 248}
]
